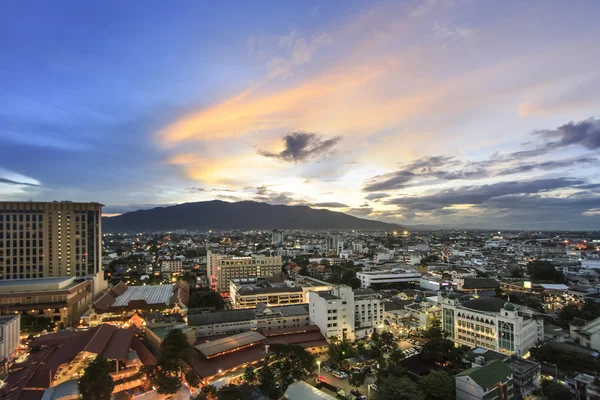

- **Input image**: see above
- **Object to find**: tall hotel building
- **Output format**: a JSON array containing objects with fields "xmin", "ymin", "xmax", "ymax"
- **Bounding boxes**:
[{"xmin": 0, "ymin": 202, "xmax": 105, "ymax": 285}]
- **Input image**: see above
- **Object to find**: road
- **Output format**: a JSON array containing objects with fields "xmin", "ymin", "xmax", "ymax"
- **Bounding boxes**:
[{"xmin": 316, "ymin": 369, "xmax": 375, "ymax": 398}]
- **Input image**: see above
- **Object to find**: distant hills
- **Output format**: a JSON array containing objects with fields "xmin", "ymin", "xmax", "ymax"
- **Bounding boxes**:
[{"xmin": 102, "ymin": 200, "xmax": 401, "ymax": 232}]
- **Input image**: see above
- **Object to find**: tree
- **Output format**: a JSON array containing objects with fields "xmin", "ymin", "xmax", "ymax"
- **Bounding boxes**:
[
  {"xmin": 542, "ymin": 379, "xmax": 572, "ymax": 400},
  {"xmin": 78, "ymin": 355, "xmax": 115, "ymax": 400},
  {"xmin": 349, "ymin": 372, "xmax": 366, "ymax": 388},
  {"xmin": 147, "ymin": 328, "xmax": 190, "ymax": 394},
  {"xmin": 418, "ymin": 371, "xmax": 454, "ymax": 400},
  {"xmin": 21, "ymin": 315, "xmax": 56, "ymax": 334},
  {"xmin": 376, "ymin": 375, "xmax": 424, "ymax": 400},
  {"xmin": 185, "ymin": 369, "xmax": 202, "ymax": 388},
  {"xmin": 258, "ymin": 365, "xmax": 279, "ymax": 398},
  {"xmin": 217, "ymin": 384, "xmax": 240, "ymax": 400},
  {"xmin": 189, "ymin": 288, "xmax": 225, "ymax": 309},
  {"xmin": 270, "ymin": 344, "xmax": 316, "ymax": 388},
  {"xmin": 244, "ymin": 364, "xmax": 258, "ymax": 386},
  {"xmin": 510, "ymin": 268, "xmax": 524, "ymax": 278},
  {"xmin": 328, "ymin": 338, "xmax": 357, "ymax": 364},
  {"xmin": 526, "ymin": 260, "xmax": 564, "ymax": 283},
  {"xmin": 193, "ymin": 384, "xmax": 218, "ymax": 400},
  {"xmin": 348, "ymin": 277, "xmax": 362, "ymax": 289}
]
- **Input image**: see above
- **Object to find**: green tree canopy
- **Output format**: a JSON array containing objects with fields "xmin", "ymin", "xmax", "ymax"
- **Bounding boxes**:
[
  {"xmin": 376, "ymin": 375, "xmax": 424, "ymax": 400},
  {"xmin": 328, "ymin": 338, "xmax": 358, "ymax": 364},
  {"xmin": 542, "ymin": 379, "xmax": 573, "ymax": 400},
  {"xmin": 349, "ymin": 371, "xmax": 366, "ymax": 388},
  {"xmin": 78, "ymin": 355, "xmax": 115, "ymax": 400},
  {"xmin": 270, "ymin": 344, "xmax": 316, "ymax": 388},
  {"xmin": 258, "ymin": 365, "xmax": 279, "ymax": 398},
  {"xmin": 189, "ymin": 288, "xmax": 225, "ymax": 309},
  {"xmin": 527, "ymin": 260, "xmax": 564, "ymax": 283},
  {"xmin": 418, "ymin": 371, "xmax": 455, "ymax": 400},
  {"xmin": 244, "ymin": 364, "xmax": 258, "ymax": 386}
]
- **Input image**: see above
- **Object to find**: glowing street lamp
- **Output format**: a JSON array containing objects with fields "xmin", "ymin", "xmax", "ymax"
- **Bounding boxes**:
[{"xmin": 317, "ymin": 360, "xmax": 321, "ymax": 380}]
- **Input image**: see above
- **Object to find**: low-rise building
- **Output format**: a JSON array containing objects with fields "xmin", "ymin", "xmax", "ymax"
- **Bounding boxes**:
[
  {"xmin": 570, "ymin": 316, "xmax": 600, "ymax": 351},
  {"xmin": 188, "ymin": 304, "xmax": 309, "ymax": 337},
  {"xmin": 356, "ymin": 267, "xmax": 421, "ymax": 288},
  {"xmin": 207, "ymin": 252, "xmax": 283, "ymax": 293},
  {"xmin": 0, "ymin": 315, "xmax": 20, "ymax": 364},
  {"xmin": 440, "ymin": 292, "xmax": 544, "ymax": 357},
  {"xmin": 0, "ymin": 276, "xmax": 92, "ymax": 329},
  {"xmin": 229, "ymin": 278, "xmax": 331, "ymax": 309},
  {"xmin": 455, "ymin": 359, "xmax": 516, "ymax": 400}
]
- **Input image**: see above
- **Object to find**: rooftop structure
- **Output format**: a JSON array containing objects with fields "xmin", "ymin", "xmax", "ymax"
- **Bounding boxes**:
[
  {"xmin": 194, "ymin": 331, "xmax": 266, "ymax": 358},
  {"xmin": 356, "ymin": 267, "xmax": 421, "ymax": 288},
  {"xmin": 93, "ymin": 280, "xmax": 189, "ymax": 313}
]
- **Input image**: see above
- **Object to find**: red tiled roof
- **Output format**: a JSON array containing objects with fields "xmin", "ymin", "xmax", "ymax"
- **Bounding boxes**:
[
  {"xmin": 94, "ymin": 291, "xmax": 117, "ymax": 311},
  {"xmin": 186, "ymin": 342, "xmax": 267, "ymax": 379}
]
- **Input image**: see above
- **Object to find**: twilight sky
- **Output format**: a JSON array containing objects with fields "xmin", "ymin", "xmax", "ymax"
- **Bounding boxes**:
[{"xmin": 2, "ymin": 0, "xmax": 600, "ymax": 230}]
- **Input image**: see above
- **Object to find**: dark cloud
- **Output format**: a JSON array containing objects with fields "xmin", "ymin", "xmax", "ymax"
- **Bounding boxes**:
[
  {"xmin": 258, "ymin": 132, "xmax": 342, "ymax": 163},
  {"xmin": 365, "ymin": 193, "xmax": 390, "ymax": 200},
  {"xmin": 312, "ymin": 202, "xmax": 349, "ymax": 208},
  {"xmin": 0, "ymin": 177, "xmax": 39, "ymax": 187},
  {"xmin": 385, "ymin": 178, "xmax": 583, "ymax": 209},
  {"xmin": 496, "ymin": 156, "xmax": 597, "ymax": 175},
  {"xmin": 536, "ymin": 118, "xmax": 600, "ymax": 150}
]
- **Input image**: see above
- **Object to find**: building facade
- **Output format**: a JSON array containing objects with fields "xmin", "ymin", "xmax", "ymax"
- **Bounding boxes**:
[
  {"xmin": 161, "ymin": 259, "xmax": 183, "ymax": 274},
  {"xmin": 440, "ymin": 293, "xmax": 544, "ymax": 357},
  {"xmin": 356, "ymin": 267, "xmax": 421, "ymax": 288},
  {"xmin": 308, "ymin": 285, "xmax": 384, "ymax": 341},
  {"xmin": 0, "ymin": 315, "xmax": 20, "ymax": 363},
  {"xmin": 0, "ymin": 201, "xmax": 107, "ymax": 298},
  {"xmin": 0, "ymin": 276, "xmax": 93, "ymax": 328},
  {"xmin": 455, "ymin": 360, "xmax": 516, "ymax": 400},
  {"xmin": 207, "ymin": 252, "xmax": 282, "ymax": 292}
]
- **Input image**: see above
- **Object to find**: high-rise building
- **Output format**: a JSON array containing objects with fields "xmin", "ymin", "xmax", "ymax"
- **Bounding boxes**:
[
  {"xmin": 0, "ymin": 201, "xmax": 106, "ymax": 297},
  {"xmin": 271, "ymin": 230, "xmax": 285, "ymax": 245},
  {"xmin": 206, "ymin": 251, "xmax": 283, "ymax": 292}
]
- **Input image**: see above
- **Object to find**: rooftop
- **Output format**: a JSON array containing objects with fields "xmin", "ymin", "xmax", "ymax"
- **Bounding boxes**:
[
  {"xmin": 456, "ymin": 360, "xmax": 513, "ymax": 390},
  {"xmin": 194, "ymin": 331, "xmax": 266, "ymax": 358},
  {"xmin": 461, "ymin": 297, "xmax": 508, "ymax": 313},
  {"xmin": 113, "ymin": 284, "xmax": 175, "ymax": 307},
  {"xmin": 188, "ymin": 309, "xmax": 256, "ymax": 326}
]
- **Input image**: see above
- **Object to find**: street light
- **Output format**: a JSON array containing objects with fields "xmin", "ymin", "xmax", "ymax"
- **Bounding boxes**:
[{"xmin": 317, "ymin": 360, "xmax": 321, "ymax": 381}]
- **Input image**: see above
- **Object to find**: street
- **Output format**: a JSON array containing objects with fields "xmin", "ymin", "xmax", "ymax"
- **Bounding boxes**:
[{"xmin": 316, "ymin": 369, "xmax": 375, "ymax": 398}]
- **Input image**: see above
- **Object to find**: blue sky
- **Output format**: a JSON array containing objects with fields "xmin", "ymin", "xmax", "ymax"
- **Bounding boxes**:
[{"xmin": 2, "ymin": 0, "xmax": 600, "ymax": 229}]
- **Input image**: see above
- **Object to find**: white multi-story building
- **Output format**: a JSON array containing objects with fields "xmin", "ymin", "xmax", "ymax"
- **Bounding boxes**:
[
  {"xmin": 0, "ymin": 315, "xmax": 20, "ymax": 363},
  {"xmin": 440, "ymin": 292, "xmax": 544, "ymax": 357},
  {"xmin": 161, "ymin": 259, "xmax": 183, "ymax": 274},
  {"xmin": 308, "ymin": 285, "xmax": 384, "ymax": 341},
  {"xmin": 581, "ymin": 259, "xmax": 600, "ymax": 270},
  {"xmin": 207, "ymin": 251, "xmax": 282, "ymax": 292},
  {"xmin": 357, "ymin": 267, "xmax": 421, "ymax": 288}
]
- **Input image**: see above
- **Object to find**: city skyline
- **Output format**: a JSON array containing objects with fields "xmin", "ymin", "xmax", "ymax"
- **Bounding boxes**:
[{"xmin": 2, "ymin": 0, "xmax": 600, "ymax": 229}]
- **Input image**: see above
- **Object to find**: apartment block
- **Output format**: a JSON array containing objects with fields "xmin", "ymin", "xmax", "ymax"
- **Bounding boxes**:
[{"xmin": 207, "ymin": 251, "xmax": 282, "ymax": 292}]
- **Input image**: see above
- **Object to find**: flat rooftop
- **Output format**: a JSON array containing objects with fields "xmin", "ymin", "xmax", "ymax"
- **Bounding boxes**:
[
  {"xmin": 359, "ymin": 269, "xmax": 420, "ymax": 275},
  {"xmin": 194, "ymin": 330, "xmax": 266, "ymax": 358},
  {"xmin": 0, "ymin": 276, "xmax": 82, "ymax": 293}
]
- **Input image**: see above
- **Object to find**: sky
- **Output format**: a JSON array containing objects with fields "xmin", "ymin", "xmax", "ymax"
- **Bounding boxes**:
[{"xmin": 2, "ymin": 0, "xmax": 600, "ymax": 230}]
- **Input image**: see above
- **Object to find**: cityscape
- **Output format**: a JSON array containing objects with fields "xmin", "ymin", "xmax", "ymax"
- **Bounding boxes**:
[{"xmin": 2, "ymin": 1, "xmax": 600, "ymax": 400}]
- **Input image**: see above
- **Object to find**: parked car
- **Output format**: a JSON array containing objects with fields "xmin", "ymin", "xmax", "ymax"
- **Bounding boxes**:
[
  {"xmin": 351, "ymin": 389, "xmax": 362, "ymax": 397},
  {"xmin": 323, "ymin": 365, "xmax": 333, "ymax": 372},
  {"xmin": 333, "ymin": 371, "xmax": 348, "ymax": 379}
]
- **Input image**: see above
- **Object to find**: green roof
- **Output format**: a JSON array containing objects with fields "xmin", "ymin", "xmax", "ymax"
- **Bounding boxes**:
[{"xmin": 456, "ymin": 360, "xmax": 513, "ymax": 390}]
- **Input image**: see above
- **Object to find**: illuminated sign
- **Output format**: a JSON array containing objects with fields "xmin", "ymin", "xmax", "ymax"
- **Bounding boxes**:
[{"xmin": 524, "ymin": 281, "xmax": 532, "ymax": 289}]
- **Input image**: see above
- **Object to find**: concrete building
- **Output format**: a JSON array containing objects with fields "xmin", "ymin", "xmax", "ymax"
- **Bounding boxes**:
[
  {"xmin": 0, "ymin": 276, "xmax": 92, "ymax": 328},
  {"xmin": 356, "ymin": 267, "xmax": 421, "ymax": 288},
  {"xmin": 440, "ymin": 293, "xmax": 544, "ymax": 357},
  {"xmin": 161, "ymin": 259, "xmax": 183, "ymax": 274},
  {"xmin": 308, "ymin": 285, "xmax": 384, "ymax": 341},
  {"xmin": 0, "ymin": 315, "xmax": 20, "ymax": 363},
  {"xmin": 581, "ymin": 259, "xmax": 600, "ymax": 270},
  {"xmin": 188, "ymin": 304, "xmax": 310, "ymax": 337},
  {"xmin": 570, "ymin": 316, "xmax": 600, "ymax": 351},
  {"xmin": 455, "ymin": 359, "xmax": 516, "ymax": 400},
  {"xmin": 207, "ymin": 252, "xmax": 282, "ymax": 292},
  {"xmin": 229, "ymin": 278, "xmax": 331, "ymax": 309},
  {"xmin": 0, "ymin": 201, "xmax": 107, "ymax": 298}
]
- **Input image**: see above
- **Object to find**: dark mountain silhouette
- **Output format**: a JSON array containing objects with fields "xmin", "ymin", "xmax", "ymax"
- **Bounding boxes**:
[{"xmin": 102, "ymin": 200, "xmax": 400, "ymax": 232}]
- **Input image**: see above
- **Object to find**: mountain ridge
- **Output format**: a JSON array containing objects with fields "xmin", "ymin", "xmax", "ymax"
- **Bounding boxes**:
[{"xmin": 102, "ymin": 200, "xmax": 401, "ymax": 232}]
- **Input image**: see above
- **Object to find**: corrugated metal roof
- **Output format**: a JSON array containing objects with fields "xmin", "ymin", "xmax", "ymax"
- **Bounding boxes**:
[
  {"xmin": 113, "ymin": 284, "xmax": 174, "ymax": 307},
  {"xmin": 194, "ymin": 331, "xmax": 265, "ymax": 357}
]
